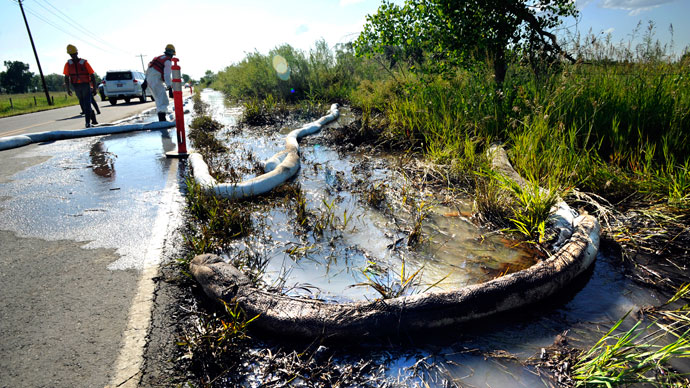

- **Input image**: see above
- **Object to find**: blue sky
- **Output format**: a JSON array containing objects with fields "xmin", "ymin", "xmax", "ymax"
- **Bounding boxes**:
[{"xmin": 1, "ymin": 0, "xmax": 688, "ymax": 80}]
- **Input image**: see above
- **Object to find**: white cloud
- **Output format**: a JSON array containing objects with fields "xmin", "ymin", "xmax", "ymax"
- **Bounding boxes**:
[
  {"xmin": 598, "ymin": 0, "xmax": 676, "ymax": 15},
  {"xmin": 604, "ymin": 27, "xmax": 615, "ymax": 34}
]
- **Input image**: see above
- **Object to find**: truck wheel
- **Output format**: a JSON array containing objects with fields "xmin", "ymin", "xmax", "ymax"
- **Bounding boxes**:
[{"xmin": 109, "ymin": 98, "xmax": 117, "ymax": 105}]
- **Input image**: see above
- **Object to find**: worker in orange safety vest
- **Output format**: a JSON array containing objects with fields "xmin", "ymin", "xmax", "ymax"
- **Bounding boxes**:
[
  {"xmin": 63, "ymin": 44, "xmax": 98, "ymax": 128},
  {"xmin": 145, "ymin": 44, "xmax": 175, "ymax": 121}
]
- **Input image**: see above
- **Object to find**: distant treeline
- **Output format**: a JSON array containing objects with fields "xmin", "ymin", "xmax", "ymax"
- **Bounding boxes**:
[{"xmin": 1, "ymin": 60, "xmax": 102, "ymax": 94}]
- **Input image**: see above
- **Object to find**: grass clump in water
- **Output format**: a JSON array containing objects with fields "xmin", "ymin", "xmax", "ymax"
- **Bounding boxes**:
[
  {"xmin": 571, "ymin": 284, "xmax": 690, "ymax": 387},
  {"xmin": 188, "ymin": 114, "xmax": 226, "ymax": 155},
  {"xmin": 352, "ymin": 259, "xmax": 447, "ymax": 299},
  {"xmin": 241, "ymin": 98, "xmax": 271, "ymax": 125},
  {"xmin": 490, "ymin": 171, "xmax": 561, "ymax": 244},
  {"xmin": 192, "ymin": 89, "xmax": 209, "ymax": 115},
  {"xmin": 353, "ymin": 259, "xmax": 423, "ymax": 299},
  {"xmin": 178, "ymin": 300, "xmax": 258, "ymax": 386},
  {"xmin": 183, "ymin": 177, "xmax": 251, "ymax": 258}
]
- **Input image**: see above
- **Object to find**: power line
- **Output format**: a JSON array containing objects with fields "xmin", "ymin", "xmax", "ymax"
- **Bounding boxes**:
[
  {"xmin": 36, "ymin": 0, "xmax": 128, "ymax": 54},
  {"xmin": 16, "ymin": 0, "xmax": 132, "ymax": 57},
  {"xmin": 21, "ymin": 5, "xmax": 112, "ymax": 53},
  {"xmin": 33, "ymin": 0, "xmax": 110, "ymax": 47}
]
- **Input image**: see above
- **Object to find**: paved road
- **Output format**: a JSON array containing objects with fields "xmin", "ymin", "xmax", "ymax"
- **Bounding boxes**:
[
  {"xmin": 0, "ymin": 98, "xmax": 158, "ymax": 138},
  {"xmin": 0, "ymin": 95, "xmax": 190, "ymax": 387}
]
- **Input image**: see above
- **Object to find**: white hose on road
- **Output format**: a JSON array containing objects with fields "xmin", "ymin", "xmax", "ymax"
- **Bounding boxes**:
[
  {"xmin": 0, "ymin": 121, "xmax": 176, "ymax": 151},
  {"xmin": 0, "ymin": 135, "xmax": 32, "ymax": 150},
  {"xmin": 190, "ymin": 103, "xmax": 340, "ymax": 199}
]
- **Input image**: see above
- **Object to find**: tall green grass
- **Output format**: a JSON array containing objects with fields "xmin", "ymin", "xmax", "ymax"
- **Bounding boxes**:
[
  {"xmin": 359, "ymin": 57, "xmax": 689, "ymax": 210},
  {"xmin": 0, "ymin": 92, "xmax": 79, "ymax": 117}
]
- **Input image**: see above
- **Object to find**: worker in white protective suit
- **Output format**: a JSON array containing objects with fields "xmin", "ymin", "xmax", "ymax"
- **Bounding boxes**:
[{"xmin": 146, "ymin": 44, "xmax": 175, "ymax": 121}]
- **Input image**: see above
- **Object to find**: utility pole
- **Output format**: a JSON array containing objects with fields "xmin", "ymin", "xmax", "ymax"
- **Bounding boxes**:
[
  {"xmin": 17, "ymin": 0, "xmax": 51, "ymax": 105},
  {"xmin": 136, "ymin": 54, "xmax": 146, "ymax": 73}
]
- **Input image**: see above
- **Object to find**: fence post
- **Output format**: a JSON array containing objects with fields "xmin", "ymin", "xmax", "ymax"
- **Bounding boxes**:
[
  {"xmin": 34, "ymin": 96, "xmax": 37, "ymax": 106},
  {"xmin": 9, "ymin": 98, "xmax": 13, "ymax": 109},
  {"xmin": 166, "ymin": 57, "xmax": 189, "ymax": 158}
]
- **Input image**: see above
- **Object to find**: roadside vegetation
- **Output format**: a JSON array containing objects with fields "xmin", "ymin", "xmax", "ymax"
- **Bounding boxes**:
[
  {"xmin": 0, "ymin": 92, "xmax": 79, "ymax": 117},
  {"xmin": 206, "ymin": 26, "xmax": 689, "ymax": 252},
  {"xmin": 179, "ymin": 2, "xmax": 690, "ymax": 386}
]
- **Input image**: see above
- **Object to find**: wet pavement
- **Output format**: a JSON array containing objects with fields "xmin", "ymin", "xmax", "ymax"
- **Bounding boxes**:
[
  {"xmin": 0, "ymin": 108, "xmax": 185, "ymax": 387},
  {"xmin": 0, "ymin": 98, "xmax": 158, "ymax": 137}
]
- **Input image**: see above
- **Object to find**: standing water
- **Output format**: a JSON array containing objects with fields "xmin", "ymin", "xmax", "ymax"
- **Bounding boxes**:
[
  {"xmin": 193, "ymin": 90, "xmax": 671, "ymax": 387},
  {"xmin": 198, "ymin": 90, "xmax": 535, "ymax": 301}
]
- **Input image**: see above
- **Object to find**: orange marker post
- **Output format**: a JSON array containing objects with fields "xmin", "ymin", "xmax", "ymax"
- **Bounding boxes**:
[{"xmin": 166, "ymin": 57, "xmax": 188, "ymax": 158}]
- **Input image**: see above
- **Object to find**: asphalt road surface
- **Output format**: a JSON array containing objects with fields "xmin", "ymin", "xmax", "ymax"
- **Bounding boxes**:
[
  {"xmin": 0, "ymin": 94, "xmax": 190, "ymax": 387},
  {"xmin": 0, "ymin": 97, "xmax": 158, "ymax": 138}
]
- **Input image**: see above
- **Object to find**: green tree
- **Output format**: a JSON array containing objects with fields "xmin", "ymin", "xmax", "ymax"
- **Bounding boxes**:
[
  {"xmin": 0, "ymin": 60, "xmax": 34, "ymax": 93},
  {"xmin": 200, "ymin": 70, "xmax": 217, "ymax": 86},
  {"xmin": 32, "ymin": 73, "xmax": 65, "ymax": 92},
  {"xmin": 354, "ymin": 0, "xmax": 578, "ymax": 85}
]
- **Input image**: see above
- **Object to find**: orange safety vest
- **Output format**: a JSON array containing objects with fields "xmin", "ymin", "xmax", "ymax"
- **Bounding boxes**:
[
  {"xmin": 66, "ymin": 59, "xmax": 92, "ymax": 84},
  {"xmin": 148, "ymin": 55, "xmax": 169, "ymax": 80}
]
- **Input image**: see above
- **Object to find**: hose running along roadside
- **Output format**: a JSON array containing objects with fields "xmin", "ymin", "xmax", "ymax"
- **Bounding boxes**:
[
  {"xmin": 190, "ymin": 131, "xmax": 601, "ymax": 339},
  {"xmin": 189, "ymin": 103, "xmax": 340, "ymax": 199},
  {"xmin": 0, "ymin": 121, "xmax": 176, "ymax": 151}
]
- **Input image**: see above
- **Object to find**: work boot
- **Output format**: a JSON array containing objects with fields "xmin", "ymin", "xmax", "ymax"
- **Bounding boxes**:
[
  {"xmin": 158, "ymin": 112, "xmax": 167, "ymax": 122},
  {"xmin": 91, "ymin": 111, "xmax": 98, "ymax": 125}
]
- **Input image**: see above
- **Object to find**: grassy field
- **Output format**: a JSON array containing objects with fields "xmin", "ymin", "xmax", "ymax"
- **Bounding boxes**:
[{"xmin": 0, "ymin": 92, "xmax": 80, "ymax": 118}]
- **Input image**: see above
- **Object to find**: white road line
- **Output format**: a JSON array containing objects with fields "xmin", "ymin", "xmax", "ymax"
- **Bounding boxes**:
[{"xmin": 107, "ymin": 159, "xmax": 180, "ymax": 388}]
